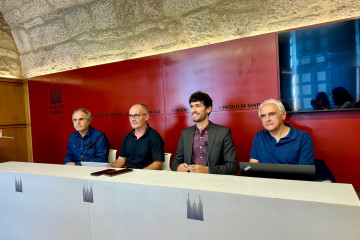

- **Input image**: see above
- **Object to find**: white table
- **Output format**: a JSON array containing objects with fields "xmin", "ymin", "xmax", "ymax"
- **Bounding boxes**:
[{"xmin": 0, "ymin": 161, "xmax": 359, "ymax": 240}]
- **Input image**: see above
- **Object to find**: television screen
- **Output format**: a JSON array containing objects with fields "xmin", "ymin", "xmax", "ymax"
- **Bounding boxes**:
[{"xmin": 278, "ymin": 19, "xmax": 360, "ymax": 112}]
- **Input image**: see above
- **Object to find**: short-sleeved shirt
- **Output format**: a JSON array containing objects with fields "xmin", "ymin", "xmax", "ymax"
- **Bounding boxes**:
[
  {"xmin": 64, "ymin": 126, "xmax": 109, "ymax": 165},
  {"xmin": 250, "ymin": 123, "xmax": 315, "ymax": 165},
  {"xmin": 120, "ymin": 124, "xmax": 165, "ymax": 169}
]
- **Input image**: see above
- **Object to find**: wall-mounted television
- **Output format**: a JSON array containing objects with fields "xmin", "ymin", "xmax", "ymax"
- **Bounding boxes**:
[{"xmin": 278, "ymin": 19, "xmax": 360, "ymax": 112}]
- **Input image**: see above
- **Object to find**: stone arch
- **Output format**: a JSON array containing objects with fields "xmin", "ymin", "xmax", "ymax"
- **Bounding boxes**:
[{"xmin": 0, "ymin": 12, "xmax": 21, "ymax": 78}]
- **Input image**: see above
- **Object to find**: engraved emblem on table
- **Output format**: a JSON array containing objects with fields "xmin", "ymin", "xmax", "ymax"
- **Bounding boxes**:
[
  {"xmin": 83, "ymin": 184, "xmax": 94, "ymax": 203},
  {"xmin": 186, "ymin": 193, "xmax": 204, "ymax": 221},
  {"xmin": 15, "ymin": 177, "xmax": 23, "ymax": 193}
]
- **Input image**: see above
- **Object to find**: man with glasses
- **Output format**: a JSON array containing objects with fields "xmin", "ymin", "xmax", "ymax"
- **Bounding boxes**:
[
  {"xmin": 250, "ymin": 99, "xmax": 314, "ymax": 165},
  {"xmin": 110, "ymin": 104, "xmax": 164, "ymax": 169},
  {"xmin": 171, "ymin": 91, "xmax": 238, "ymax": 175},
  {"xmin": 64, "ymin": 108, "xmax": 109, "ymax": 165}
]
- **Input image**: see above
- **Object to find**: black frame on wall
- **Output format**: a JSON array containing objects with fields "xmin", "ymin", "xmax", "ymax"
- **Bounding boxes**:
[{"xmin": 278, "ymin": 19, "xmax": 360, "ymax": 112}]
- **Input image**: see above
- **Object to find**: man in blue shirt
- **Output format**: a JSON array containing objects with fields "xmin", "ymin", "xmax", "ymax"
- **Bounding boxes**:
[
  {"xmin": 250, "ymin": 99, "xmax": 314, "ymax": 165},
  {"xmin": 110, "ymin": 104, "xmax": 164, "ymax": 169},
  {"xmin": 64, "ymin": 108, "xmax": 109, "ymax": 165}
]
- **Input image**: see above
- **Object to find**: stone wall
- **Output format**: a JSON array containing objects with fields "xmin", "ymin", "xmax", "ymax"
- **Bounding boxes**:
[
  {"xmin": 1, "ymin": 0, "xmax": 360, "ymax": 78},
  {"xmin": 0, "ymin": 12, "xmax": 21, "ymax": 78}
]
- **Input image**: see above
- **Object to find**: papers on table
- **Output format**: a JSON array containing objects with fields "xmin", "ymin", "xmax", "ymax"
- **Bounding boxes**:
[{"xmin": 81, "ymin": 162, "xmax": 109, "ymax": 167}]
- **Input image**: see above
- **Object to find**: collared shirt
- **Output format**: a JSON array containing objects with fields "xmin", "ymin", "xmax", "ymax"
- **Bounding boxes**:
[
  {"xmin": 120, "ymin": 124, "xmax": 165, "ymax": 169},
  {"xmin": 191, "ymin": 123, "xmax": 210, "ymax": 166},
  {"xmin": 250, "ymin": 123, "xmax": 315, "ymax": 165},
  {"xmin": 64, "ymin": 126, "xmax": 110, "ymax": 165}
]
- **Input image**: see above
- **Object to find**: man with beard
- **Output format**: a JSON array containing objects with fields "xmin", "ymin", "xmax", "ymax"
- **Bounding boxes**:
[
  {"xmin": 171, "ymin": 91, "xmax": 238, "ymax": 175},
  {"xmin": 111, "ymin": 104, "xmax": 164, "ymax": 169}
]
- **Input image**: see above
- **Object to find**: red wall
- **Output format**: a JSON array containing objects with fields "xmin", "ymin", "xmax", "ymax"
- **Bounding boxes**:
[{"xmin": 28, "ymin": 33, "xmax": 360, "ymax": 189}]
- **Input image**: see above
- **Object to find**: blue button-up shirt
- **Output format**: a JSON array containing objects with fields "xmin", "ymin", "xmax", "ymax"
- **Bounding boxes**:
[
  {"xmin": 250, "ymin": 123, "xmax": 315, "ymax": 165},
  {"xmin": 64, "ymin": 126, "xmax": 109, "ymax": 165}
]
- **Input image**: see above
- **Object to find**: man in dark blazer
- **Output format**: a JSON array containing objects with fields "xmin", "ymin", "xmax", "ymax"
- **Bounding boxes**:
[{"xmin": 171, "ymin": 91, "xmax": 239, "ymax": 175}]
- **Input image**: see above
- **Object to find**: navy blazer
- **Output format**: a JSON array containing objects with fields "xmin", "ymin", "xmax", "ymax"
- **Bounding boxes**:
[{"xmin": 171, "ymin": 122, "xmax": 238, "ymax": 175}]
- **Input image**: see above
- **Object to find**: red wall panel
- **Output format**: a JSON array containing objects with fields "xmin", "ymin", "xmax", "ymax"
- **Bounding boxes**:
[
  {"xmin": 28, "ymin": 69, "xmax": 86, "ymax": 122},
  {"xmin": 84, "ymin": 56, "xmax": 164, "ymax": 116},
  {"xmin": 28, "ymin": 32, "xmax": 360, "ymax": 189},
  {"xmin": 29, "ymin": 69, "xmax": 88, "ymax": 165},
  {"xmin": 163, "ymin": 33, "xmax": 279, "ymax": 115},
  {"xmin": 31, "ymin": 121, "xmax": 72, "ymax": 164},
  {"xmin": 287, "ymin": 112, "xmax": 360, "ymax": 188},
  {"xmin": 164, "ymin": 114, "xmax": 195, "ymax": 156}
]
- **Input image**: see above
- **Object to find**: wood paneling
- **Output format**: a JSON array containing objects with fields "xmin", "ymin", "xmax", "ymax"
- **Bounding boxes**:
[
  {"xmin": 0, "ymin": 78, "xmax": 32, "ymax": 163},
  {"xmin": 0, "ymin": 80, "xmax": 26, "ymax": 125},
  {"xmin": 0, "ymin": 126, "xmax": 30, "ymax": 162}
]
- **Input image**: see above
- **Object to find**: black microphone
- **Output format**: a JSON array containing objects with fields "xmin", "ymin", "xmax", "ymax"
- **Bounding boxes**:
[
  {"xmin": 204, "ymin": 141, "xmax": 209, "ymax": 166},
  {"xmin": 81, "ymin": 143, "xmax": 94, "ymax": 163}
]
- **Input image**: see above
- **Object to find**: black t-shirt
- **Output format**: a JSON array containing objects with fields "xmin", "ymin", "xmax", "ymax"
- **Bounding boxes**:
[{"xmin": 120, "ymin": 125, "xmax": 165, "ymax": 169}]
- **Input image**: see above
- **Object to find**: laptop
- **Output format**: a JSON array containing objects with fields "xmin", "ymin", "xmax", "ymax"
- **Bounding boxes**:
[{"xmin": 240, "ymin": 162, "xmax": 316, "ymax": 181}]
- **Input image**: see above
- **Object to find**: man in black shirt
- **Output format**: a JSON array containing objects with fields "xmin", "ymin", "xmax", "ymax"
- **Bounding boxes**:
[{"xmin": 110, "ymin": 104, "xmax": 164, "ymax": 169}]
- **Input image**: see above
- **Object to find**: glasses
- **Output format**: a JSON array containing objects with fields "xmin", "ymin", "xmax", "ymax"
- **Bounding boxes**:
[{"xmin": 128, "ymin": 114, "xmax": 147, "ymax": 119}]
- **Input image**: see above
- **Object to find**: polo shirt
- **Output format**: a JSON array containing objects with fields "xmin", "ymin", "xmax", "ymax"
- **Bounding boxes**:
[
  {"xmin": 120, "ymin": 124, "xmax": 165, "ymax": 169},
  {"xmin": 64, "ymin": 126, "xmax": 109, "ymax": 165},
  {"xmin": 250, "ymin": 123, "xmax": 315, "ymax": 165}
]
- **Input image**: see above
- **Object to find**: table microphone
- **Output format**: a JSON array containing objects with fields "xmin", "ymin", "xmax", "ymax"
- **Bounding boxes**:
[
  {"xmin": 204, "ymin": 141, "xmax": 209, "ymax": 166},
  {"xmin": 80, "ymin": 142, "xmax": 94, "ymax": 162}
]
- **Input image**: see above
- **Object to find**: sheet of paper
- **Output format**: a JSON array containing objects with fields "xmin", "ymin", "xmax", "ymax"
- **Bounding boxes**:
[{"xmin": 81, "ymin": 162, "xmax": 109, "ymax": 167}]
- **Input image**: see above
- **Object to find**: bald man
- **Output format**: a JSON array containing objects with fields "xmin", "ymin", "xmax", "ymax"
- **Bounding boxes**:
[{"xmin": 111, "ymin": 104, "xmax": 164, "ymax": 169}]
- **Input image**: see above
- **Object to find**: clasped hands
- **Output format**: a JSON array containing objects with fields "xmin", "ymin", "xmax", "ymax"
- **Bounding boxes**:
[{"xmin": 177, "ymin": 163, "xmax": 209, "ymax": 173}]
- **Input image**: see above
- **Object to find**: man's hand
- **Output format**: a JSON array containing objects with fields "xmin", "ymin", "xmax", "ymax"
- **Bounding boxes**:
[
  {"xmin": 110, "ymin": 157, "xmax": 126, "ymax": 168},
  {"xmin": 189, "ymin": 165, "xmax": 209, "ymax": 174},
  {"xmin": 65, "ymin": 162, "xmax": 75, "ymax": 165},
  {"xmin": 177, "ymin": 163, "xmax": 190, "ymax": 172},
  {"xmin": 144, "ymin": 161, "xmax": 163, "ymax": 170},
  {"xmin": 249, "ymin": 158, "xmax": 259, "ymax": 163}
]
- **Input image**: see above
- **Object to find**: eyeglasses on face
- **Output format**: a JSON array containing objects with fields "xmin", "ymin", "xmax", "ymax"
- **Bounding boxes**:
[{"xmin": 128, "ymin": 114, "xmax": 147, "ymax": 119}]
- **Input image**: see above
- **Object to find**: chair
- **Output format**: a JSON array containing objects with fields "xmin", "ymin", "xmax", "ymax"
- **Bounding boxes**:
[
  {"xmin": 162, "ymin": 153, "xmax": 172, "ymax": 170},
  {"xmin": 108, "ymin": 149, "xmax": 117, "ymax": 165},
  {"xmin": 315, "ymin": 159, "xmax": 336, "ymax": 182}
]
